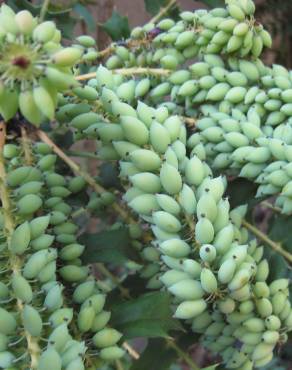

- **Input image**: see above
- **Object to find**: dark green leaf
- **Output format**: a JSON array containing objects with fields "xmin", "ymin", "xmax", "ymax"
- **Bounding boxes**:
[
  {"xmin": 130, "ymin": 338, "xmax": 177, "ymax": 370},
  {"xmin": 102, "ymin": 11, "xmax": 130, "ymax": 41},
  {"xmin": 111, "ymin": 292, "xmax": 183, "ymax": 339},
  {"xmin": 49, "ymin": 11, "xmax": 77, "ymax": 39},
  {"xmin": 52, "ymin": 131, "xmax": 74, "ymax": 150},
  {"xmin": 199, "ymin": 0, "xmax": 224, "ymax": 8},
  {"xmin": 73, "ymin": 3, "xmax": 96, "ymax": 32},
  {"xmin": 80, "ymin": 227, "xmax": 139, "ymax": 264},
  {"xmin": 226, "ymin": 178, "xmax": 258, "ymax": 209},
  {"xmin": 265, "ymin": 214, "xmax": 292, "ymax": 283},
  {"xmin": 144, "ymin": 0, "xmax": 166, "ymax": 15},
  {"xmin": 99, "ymin": 162, "xmax": 121, "ymax": 189}
]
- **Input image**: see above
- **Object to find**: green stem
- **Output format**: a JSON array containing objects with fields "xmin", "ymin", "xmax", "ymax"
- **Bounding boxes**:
[
  {"xmin": 242, "ymin": 219, "xmax": 292, "ymax": 264},
  {"xmin": 166, "ymin": 339, "xmax": 200, "ymax": 370},
  {"xmin": 39, "ymin": 0, "xmax": 50, "ymax": 22}
]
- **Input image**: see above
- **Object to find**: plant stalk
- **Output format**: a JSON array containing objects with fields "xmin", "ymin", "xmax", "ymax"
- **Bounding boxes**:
[
  {"xmin": 76, "ymin": 67, "xmax": 171, "ymax": 81},
  {"xmin": 242, "ymin": 219, "xmax": 292, "ymax": 264},
  {"xmin": 150, "ymin": 0, "xmax": 177, "ymax": 24},
  {"xmin": 166, "ymin": 339, "xmax": 200, "ymax": 370},
  {"xmin": 39, "ymin": 0, "xmax": 50, "ymax": 22}
]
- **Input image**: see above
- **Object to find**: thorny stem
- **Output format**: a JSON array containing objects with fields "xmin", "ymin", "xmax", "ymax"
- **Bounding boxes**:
[
  {"xmin": 76, "ymin": 67, "xmax": 171, "ymax": 81},
  {"xmin": 0, "ymin": 122, "xmax": 41, "ymax": 369},
  {"xmin": 242, "ymin": 219, "xmax": 292, "ymax": 264},
  {"xmin": 149, "ymin": 0, "xmax": 177, "ymax": 24},
  {"xmin": 166, "ymin": 339, "xmax": 200, "ymax": 370}
]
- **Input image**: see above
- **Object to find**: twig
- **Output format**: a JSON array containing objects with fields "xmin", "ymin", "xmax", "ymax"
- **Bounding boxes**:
[
  {"xmin": 242, "ymin": 220, "xmax": 292, "ymax": 264},
  {"xmin": 261, "ymin": 201, "xmax": 282, "ymax": 214},
  {"xmin": 166, "ymin": 339, "xmax": 200, "ymax": 370},
  {"xmin": 150, "ymin": 0, "xmax": 177, "ymax": 24},
  {"xmin": 115, "ymin": 360, "xmax": 124, "ymax": 370},
  {"xmin": 39, "ymin": 0, "xmax": 50, "ymax": 22},
  {"xmin": 76, "ymin": 67, "xmax": 171, "ymax": 81},
  {"xmin": 36, "ymin": 129, "xmax": 133, "ymax": 223},
  {"xmin": 122, "ymin": 342, "xmax": 140, "ymax": 360}
]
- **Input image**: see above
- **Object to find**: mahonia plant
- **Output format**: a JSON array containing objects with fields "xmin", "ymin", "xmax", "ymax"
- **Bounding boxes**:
[{"xmin": 0, "ymin": 0, "xmax": 292, "ymax": 370}]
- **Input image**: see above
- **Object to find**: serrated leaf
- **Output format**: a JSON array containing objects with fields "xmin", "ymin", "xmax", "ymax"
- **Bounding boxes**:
[
  {"xmin": 111, "ymin": 292, "xmax": 183, "ymax": 339},
  {"xmin": 73, "ymin": 3, "xmax": 96, "ymax": 32},
  {"xmin": 130, "ymin": 338, "xmax": 177, "ymax": 370},
  {"xmin": 80, "ymin": 227, "xmax": 140, "ymax": 264},
  {"xmin": 144, "ymin": 0, "xmax": 166, "ymax": 15},
  {"xmin": 102, "ymin": 11, "xmax": 130, "ymax": 41}
]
